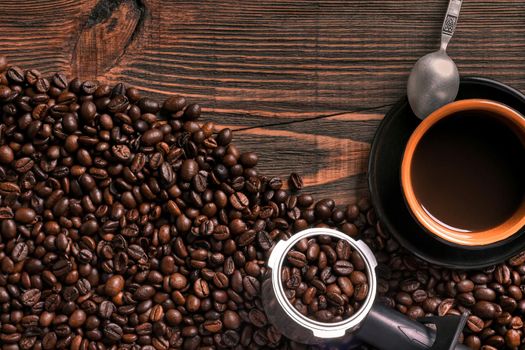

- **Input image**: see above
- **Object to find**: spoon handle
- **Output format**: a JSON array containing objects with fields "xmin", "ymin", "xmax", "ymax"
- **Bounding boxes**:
[{"xmin": 440, "ymin": 0, "xmax": 463, "ymax": 51}]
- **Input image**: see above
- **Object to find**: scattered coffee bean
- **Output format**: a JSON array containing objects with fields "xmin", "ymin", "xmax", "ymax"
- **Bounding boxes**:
[{"xmin": 288, "ymin": 172, "xmax": 304, "ymax": 191}]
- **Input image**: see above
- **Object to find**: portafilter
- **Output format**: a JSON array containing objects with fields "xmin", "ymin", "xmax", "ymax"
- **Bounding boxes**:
[{"xmin": 262, "ymin": 228, "xmax": 469, "ymax": 350}]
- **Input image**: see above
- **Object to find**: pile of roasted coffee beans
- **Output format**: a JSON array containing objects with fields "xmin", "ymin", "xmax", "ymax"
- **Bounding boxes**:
[
  {"xmin": 0, "ymin": 56, "xmax": 524, "ymax": 350},
  {"xmin": 282, "ymin": 236, "xmax": 369, "ymax": 323}
]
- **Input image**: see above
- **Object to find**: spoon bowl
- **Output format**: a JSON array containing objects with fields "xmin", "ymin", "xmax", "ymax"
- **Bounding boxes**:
[{"xmin": 407, "ymin": 50, "xmax": 459, "ymax": 119}]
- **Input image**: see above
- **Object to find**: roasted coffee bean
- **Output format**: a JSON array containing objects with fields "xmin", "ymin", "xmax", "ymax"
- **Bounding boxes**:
[
  {"xmin": 194, "ymin": 278, "xmax": 210, "ymax": 298},
  {"xmin": 76, "ymin": 278, "xmax": 91, "ymax": 295},
  {"xmin": 438, "ymin": 298, "xmax": 455, "ymax": 316},
  {"xmin": 288, "ymin": 173, "xmax": 303, "ymax": 191},
  {"xmin": 142, "ymin": 128, "xmax": 164, "ymax": 146},
  {"xmin": 69, "ymin": 309, "xmax": 87, "ymax": 328},
  {"xmin": 326, "ymin": 291, "xmax": 345, "ymax": 306},
  {"xmin": 99, "ymin": 300, "xmax": 116, "ymax": 319},
  {"xmin": 355, "ymin": 283, "xmax": 369, "ymax": 301},
  {"xmin": 336, "ymin": 240, "xmax": 352, "ymax": 260},
  {"xmin": 104, "ymin": 275, "xmax": 125, "ymax": 297},
  {"xmin": 315, "ymin": 310, "xmax": 334, "ymax": 322},
  {"xmin": 473, "ymin": 301, "xmax": 498, "ymax": 319},
  {"xmin": 456, "ymin": 279, "xmax": 475, "ymax": 293},
  {"xmin": 222, "ymin": 330, "xmax": 240, "ymax": 346},
  {"xmin": 203, "ymin": 320, "xmax": 223, "ymax": 333},
  {"xmin": 14, "ymin": 207, "xmax": 36, "ymax": 223},
  {"xmin": 107, "ymin": 95, "xmax": 129, "ymax": 113},
  {"xmin": 320, "ymin": 267, "xmax": 336, "ymax": 284},
  {"xmin": 7, "ymin": 66, "xmax": 24, "ymax": 83},
  {"xmin": 181, "ymin": 159, "xmax": 198, "ymax": 181},
  {"xmin": 52, "ymin": 72, "xmax": 68, "ymax": 89},
  {"xmin": 150, "ymin": 304, "xmax": 164, "ymax": 321},
  {"xmin": 223, "ymin": 310, "xmax": 241, "ymax": 330},
  {"xmin": 0, "ymin": 145, "xmax": 14, "ymax": 164},
  {"xmin": 411, "ymin": 289, "xmax": 428, "ymax": 303},
  {"xmin": 509, "ymin": 251, "xmax": 525, "ymax": 266},
  {"xmin": 333, "ymin": 260, "xmax": 354, "ymax": 275},
  {"xmin": 104, "ymin": 322, "xmax": 123, "ymax": 341},
  {"xmin": 163, "ymin": 95, "xmax": 186, "ymax": 112},
  {"xmin": 53, "ymin": 258, "xmax": 71, "ymax": 277},
  {"xmin": 184, "ymin": 104, "xmax": 203, "ymax": 122},
  {"xmin": 457, "ymin": 292, "xmax": 476, "ymax": 307},
  {"xmin": 307, "ymin": 243, "xmax": 320, "ymax": 261},
  {"xmin": 248, "ymin": 309, "xmax": 267, "ymax": 327},
  {"xmin": 12, "ymin": 242, "xmax": 29, "ymax": 262},
  {"xmin": 243, "ymin": 276, "xmax": 260, "ymax": 297},
  {"xmin": 80, "ymin": 101, "xmax": 96, "ymax": 122},
  {"xmin": 474, "ymin": 288, "xmax": 496, "ymax": 302},
  {"xmin": 21, "ymin": 289, "xmax": 41, "ymax": 306},
  {"xmin": 112, "ymin": 144, "xmax": 131, "ymax": 161},
  {"xmin": 505, "ymin": 329, "xmax": 520, "ymax": 348},
  {"xmin": 193, "ymin": 170, "xmax": 208, "ymax": 192},
  {"xmin": 286, "ymin": 250, "xmax": 307, "ymax": 268},
  {"xmin": 63, "ymin": 286, "xmax": 80, "ymax": 301},
  {"xmin": 406, "ymin": 305, "xmax": 425, "ymax": 320},
  {"xmin": 134, "ymin": 285, "xmax": 156, "ymax": 301},
  {"xmin": 42, "ymin": 332, "xmax": 57, "ymax": 350},
  {"xmin": 213, "ymin": 272, "xmax": 229, "ymax": 289},
  {"xmin": 240, "ymin": 152, "xmax": 258, "ymax": 167},
  {"xmin": 230, "ymin": 191, "xmax": 249, "ymax": 210},
  {"xmin": 495, "ymin": 264, "xmax": 511, "ymax": 285},
  {"xmin": 467, "ymin": 315, "xmax": 484, "ymax": 333}
]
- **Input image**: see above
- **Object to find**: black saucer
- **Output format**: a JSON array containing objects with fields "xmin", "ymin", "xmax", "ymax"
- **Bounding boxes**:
[{"xmin": 369, "ymin": 77, "xmax": 525, "ymax": 269}]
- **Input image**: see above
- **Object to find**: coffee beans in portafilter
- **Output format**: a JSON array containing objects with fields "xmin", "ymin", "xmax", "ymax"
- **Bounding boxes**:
[
  {"xmin": 282, "ymin": 236, "xmax": 368, "ymax": 323},
  {"xmin": 0, "ymin": 56, "xmax": 377, "ymax": 350}
]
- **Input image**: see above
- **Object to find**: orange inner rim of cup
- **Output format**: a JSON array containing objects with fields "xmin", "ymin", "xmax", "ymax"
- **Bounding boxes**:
[{"xmin": 401, "ymin": 99, "xmax": 525, "ymax": 246}]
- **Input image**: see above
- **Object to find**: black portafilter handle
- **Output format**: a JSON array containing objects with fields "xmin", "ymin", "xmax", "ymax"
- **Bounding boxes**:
[{"xmin": 355, "ymin": 303, "xmax": 470, "ymax": 350}]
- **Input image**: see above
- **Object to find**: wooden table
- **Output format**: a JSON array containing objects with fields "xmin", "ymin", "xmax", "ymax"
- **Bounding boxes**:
[{"xmin": 2, "ymin": 0, "xmax": 525, "ymax": 205}]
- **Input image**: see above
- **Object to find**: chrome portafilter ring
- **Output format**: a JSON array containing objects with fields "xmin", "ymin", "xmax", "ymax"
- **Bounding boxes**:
[{"xmin": 262, "ymin": 228, "xmax": 378, "ymax": 345}]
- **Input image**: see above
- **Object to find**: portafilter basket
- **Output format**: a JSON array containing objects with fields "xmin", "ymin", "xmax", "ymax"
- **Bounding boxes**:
[{"xmin": 262, "ymin": 228, "xmax": 470, "ymax": 350}]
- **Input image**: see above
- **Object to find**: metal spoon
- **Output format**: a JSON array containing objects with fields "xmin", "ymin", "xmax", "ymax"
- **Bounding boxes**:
[{"xmin": 407, "ymin": 0, "xmax": 463, "ymax": 119}]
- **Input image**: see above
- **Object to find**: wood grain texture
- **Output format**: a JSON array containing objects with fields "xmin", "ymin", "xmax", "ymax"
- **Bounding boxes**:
[
  {"xmin": 1, "ymin": 0, "xmax": 525, "ymax": 203},
  {"xmin": 72, "ymin": 0, "xmax": 145, "ymax": 77}
]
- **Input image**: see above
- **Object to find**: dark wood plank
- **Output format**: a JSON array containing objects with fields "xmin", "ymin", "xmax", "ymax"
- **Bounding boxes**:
[{"xmin": 1, "ymin": 0, "xmax": 525, "ymax": 203}]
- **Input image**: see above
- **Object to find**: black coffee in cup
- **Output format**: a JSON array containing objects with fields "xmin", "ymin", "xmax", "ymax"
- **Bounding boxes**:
[{"xmin": 410, "ymin": 112, "xmax": 525, "ymax": 232}]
